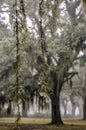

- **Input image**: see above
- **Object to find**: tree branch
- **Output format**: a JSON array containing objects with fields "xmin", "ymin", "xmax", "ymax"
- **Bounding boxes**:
[{"xmin": 64, "ymin": 71, "xmax": 78, "ymax": 83}]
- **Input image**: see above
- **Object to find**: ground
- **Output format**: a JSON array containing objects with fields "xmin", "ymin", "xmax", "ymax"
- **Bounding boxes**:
[{"xmin": 0, "ymin": 118, "xmax": 86, "ymax": 130}]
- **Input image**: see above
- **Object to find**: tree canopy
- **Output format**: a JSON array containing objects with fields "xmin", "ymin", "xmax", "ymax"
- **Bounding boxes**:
[{"xmin": 0, "ymin": 0, "xmax": 86, "ymax": 126}]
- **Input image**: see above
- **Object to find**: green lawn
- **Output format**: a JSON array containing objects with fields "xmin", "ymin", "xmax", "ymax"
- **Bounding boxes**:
[{"xmin": 0, "ymin": 118, "xmax": 86, "ymax": 130}]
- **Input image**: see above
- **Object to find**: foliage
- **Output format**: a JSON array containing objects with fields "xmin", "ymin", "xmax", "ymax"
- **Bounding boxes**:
[{"xmin": 0, "ymin": 0, "xmax": 85, "ymax": 125}]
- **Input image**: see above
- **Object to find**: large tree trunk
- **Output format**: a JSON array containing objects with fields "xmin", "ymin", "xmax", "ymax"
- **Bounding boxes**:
[
  {"xmin": 83, "ymin": 96, "xmax": 86, "ymax": 120},
  {"xmin": 51, "ymin": 93, "xmax": 63, "ymax": 125},
  {"xmin": 50, "ymin": 71, "xmax": 63, "ymax": 125}
]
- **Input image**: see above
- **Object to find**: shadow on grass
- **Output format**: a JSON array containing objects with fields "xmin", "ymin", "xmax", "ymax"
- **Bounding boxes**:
[
  {"xmin": 0, "ymin": 118, "xmax": 86, "ymax": 130},
  {"xmin": 19, "ymin": 124, "xmax": 86, "ymax": 130},
  {"xmin": 0, "ymin": 123, "xmax": 86, "ymax": 130}
]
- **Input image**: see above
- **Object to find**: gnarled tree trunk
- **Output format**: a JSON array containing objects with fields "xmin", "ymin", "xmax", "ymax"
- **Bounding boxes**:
[
  {"xmin": 83, "ymin": 96, "xmax": 86, "ymax": 120},
  {"xmin": 50, "ymin": 71, "xmax": 63, "ymax": 125},
  {"xmin": 51, "ymin": 93, "xmax": 63, "ymax": 125}
]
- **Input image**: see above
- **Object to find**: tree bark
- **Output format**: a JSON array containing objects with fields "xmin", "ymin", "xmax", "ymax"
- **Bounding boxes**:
[
  {"xmin": 51, "ymin": 93, "xmax": 63, "ymax": 125},
  {"xmin": 50, "ymin": 71, "xmax": 63, "ymax": 125},
  {"xmin": 83, "ymin": 96, "xmax": 86, "ymax": 120}
]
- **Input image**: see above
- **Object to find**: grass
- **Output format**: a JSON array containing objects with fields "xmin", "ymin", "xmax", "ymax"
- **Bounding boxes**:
[{"xmin": 0, "ymin": 118, "xmax": 86, "ymax": 130}]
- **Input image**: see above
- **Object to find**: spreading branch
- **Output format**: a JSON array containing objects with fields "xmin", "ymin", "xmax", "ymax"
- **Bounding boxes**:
[{"xmin": 64, "ymin": 71, "xmax": 78, "ymax": 83}]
